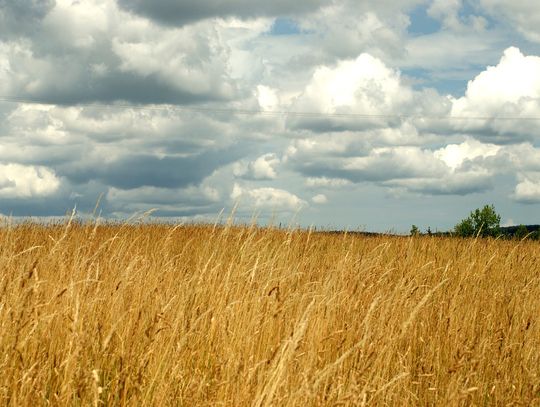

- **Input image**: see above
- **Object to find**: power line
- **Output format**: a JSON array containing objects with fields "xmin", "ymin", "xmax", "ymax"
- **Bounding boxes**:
[{"xmin": 1, "ymin": 95, "xmax": 540, "ymax": 121}]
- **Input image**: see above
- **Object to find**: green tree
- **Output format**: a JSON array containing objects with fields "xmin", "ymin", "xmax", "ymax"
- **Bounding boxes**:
[
  {"xmin": 515, "ymin": 224, "xmax": 529, "ymax": 239},
  {"xmin": 410, "ymin": 225, "xmax": 420, "ymax": 236},
  {"xmin": 454, "ymin": 204, "xmax": 501, "ymax": 238}
]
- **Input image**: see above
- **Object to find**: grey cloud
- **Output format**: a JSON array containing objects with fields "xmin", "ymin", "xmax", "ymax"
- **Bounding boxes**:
[
  {"xmin": 0, "ymin": 0, "xmax": 54, "ymax": 19},
  {"xmin": 109, "ymin": 188, "xmax": 216, "ymax": 207},
  {"xmin": 480, "ymin": 144, "xmax": 540, "ymax": 190},
  {"xmin": 289, "ymin": 148, "xmax": 447, "ymax": 183},
  {"xmin": 292, "ymin": 0, "xmax": 429, "ymax": 64},
  {"xmin": 3, "ymin": 49, "xmax": 235, "ymax": 107},
  {"xmin": 0, "ymin": 143, "xmax": 84, "ymax": 168},
  {"xmin": 142, "ymin": 118, "xmax": 237, "ymax": 154},
  {"xmin": 0, "ymin": 0, "xmax": 54, "ymax": 38},
  {"xmin": 447, "ymin": 108, "xmax": 540, "ymax": 145},
  {"xmin": 26, "ymin": 138, "xmax": 294, "ymax": 218},
  {"xmin": 480, "ymin": 0, "xmax": 540, "ymax": 43},
  {"xmin": 0, "ymin": 197, "xmax": 70, "ymax": 217},
  {"xmin": 384, "ymin": 173, "xmax": 494, "ymax": 196},
  {"xmin": 0, "ymin": 99, "xmax": 260, "ymax": 217},
  {"xmin": 105, "ymin": 185, "xmax": 222, "ymax": 217},
  {"xmin": 63, "ymin": 147, "xmax": 246, "ymax": 190},
  {"xmin": 0, "ymin": 178, "xmax": 156, "ymax": 218},
  {"xmin": 3, "ymin": 0, "xmax": 539, "ymax": 226},
  {"xmin": 15, "ymin": 71, "xmax": 232, "ymax": 106},
  {"xmin": 0, "ymin": 3, "xmax": 238, "ymax": 106},
  {"xmin": 292, "ymin": 159, "xmax": 432, "ymax": 183},
  {"xmin": 0, "ymin": 179, "xmax": 15, "ymax": 189},
  {"xmin": 0, "ymin": 156, "xmax": 227, "ymax": 218},
  {"xmin": 0, "ymin": 181, "xmax": 84, "ymax": 217},
  {"xmin": 318, "ymin": 12, "xmax": 409, "ymax": 61},
  {"xmin": 117, "ymin": 0, "xmax": 325, "ymax": 26},
  {"xmin": 286, "ymin": 116, "xmax": 404, "ymax": 134},
  {"xmin": 513, "ymin": 197, "xmax": 540, "ymax": 205},
  {"xmin": 449, "ymin": 125, "xmax": 539, "ymax": 145},
  {"xmin": 286, "ymin": 136, "xmax": 498, "ymax": 196}
]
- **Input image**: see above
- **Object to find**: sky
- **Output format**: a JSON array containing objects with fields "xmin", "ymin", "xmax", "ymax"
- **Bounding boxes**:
[{"xmin": 1, "ymin": 0, "xmax": 540, "ymax": 232}]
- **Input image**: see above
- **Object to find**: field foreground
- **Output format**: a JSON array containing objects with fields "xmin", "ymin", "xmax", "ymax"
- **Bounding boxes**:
[{"xmin": 1, "ymin": 222, "xmax": 539, "ymax": 406}]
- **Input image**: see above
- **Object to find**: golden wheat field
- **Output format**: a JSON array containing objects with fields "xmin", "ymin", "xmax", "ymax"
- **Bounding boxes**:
[{"xmin": 1, "ymin": 219, "xmax": 539, "ymax": 406}]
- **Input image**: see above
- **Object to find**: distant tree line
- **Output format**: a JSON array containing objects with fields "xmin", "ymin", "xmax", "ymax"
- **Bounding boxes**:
[{"xmin": 411, "ymin": 204, "xmax": 540, "ymax": 240}]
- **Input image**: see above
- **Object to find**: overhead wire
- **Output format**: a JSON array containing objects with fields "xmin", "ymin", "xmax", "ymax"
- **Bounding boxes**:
[{"xmin": 1, "ymin": 95, "xmax": 540, "ymax": 121}]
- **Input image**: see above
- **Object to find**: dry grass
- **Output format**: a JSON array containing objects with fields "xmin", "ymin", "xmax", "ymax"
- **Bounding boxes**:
[{"xmin": 1, "ymin": 219, "xmax": 539, "ymax": 406}]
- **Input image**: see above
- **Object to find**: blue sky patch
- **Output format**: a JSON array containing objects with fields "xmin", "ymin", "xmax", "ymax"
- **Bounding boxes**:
[
  {"xmin": 403, "ymin": 68, "xmax": 470, "ymax": 97},
  {"xmin": 408, "ymin": 5, "xmax": 441, "ymax": 36},
  {"xmin": 269, "ymin": 18, "xmax": 301, "ymax": 36}
]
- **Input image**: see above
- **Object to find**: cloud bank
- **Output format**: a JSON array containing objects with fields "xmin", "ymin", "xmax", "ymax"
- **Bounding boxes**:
[{"xmin": 1, "ymin": 0, "xmax": 540, "ymax": 229}]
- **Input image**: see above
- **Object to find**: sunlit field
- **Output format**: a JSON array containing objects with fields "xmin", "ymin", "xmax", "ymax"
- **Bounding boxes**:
[{"xmin": 1, "ymin": 220, "xmax": 539, "ymax": 406}]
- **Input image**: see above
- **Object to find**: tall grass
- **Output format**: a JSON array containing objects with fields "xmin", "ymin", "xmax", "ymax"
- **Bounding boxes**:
[{"xmin": 0, "ymin": 221, "xmax": 539, "ymax": 405}]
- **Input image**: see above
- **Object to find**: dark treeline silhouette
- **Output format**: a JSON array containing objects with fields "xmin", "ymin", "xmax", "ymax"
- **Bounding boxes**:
[{"xmin": 410, "ymin": 205, "xmax": 539, "ymax": 240}]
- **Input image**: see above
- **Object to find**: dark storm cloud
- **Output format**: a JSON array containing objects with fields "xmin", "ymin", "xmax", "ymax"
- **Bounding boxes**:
[
  {"xmin": 286, "ymin": 116, "xmax": 401, "ymax": 134},
  {"xmin": 15, "ymin": 71, "xmax": 230, "ymax": 106},
  {"xmin": 0, "ymin": 1, "xmax": 238, "ymax": 106},
  {"xmin": 63, "ymin": 147, "xmax": 247, "ymax": 190},
  {"xmin": 0, "ymin": 99, "xmax": 258, "ymax": 217},
  {"xmin": 448, "ymin": 123, "xmax": 540, "ymax": 145},
  {"xmin": 0, "ymin": 190, "xmax": 216, "ymax": 218},
  {"xmin": 3, "ymin": 46, "xmax": 235, "ymax": 106},
  {"xmin": 0, "ymin": 197, "xmax": 70, "ymax": 217},
  {"xmin": 117, "ymin": 0, "xmax": 324, "ymax": 26},
  {"xmin": 0, "ymin": 184, "xmax": 79, "ymax": 218},
  {"xmin": 0, "ymin": 179, "xmax": 141, "ymax": 218},
  {"xmin": 104, "ymin": 185, "xmax": 224, "ymax": 217},
  {"xmin": 0, "ymin": 0, "xmax": 55, "ymax": 37},
  {"xmin": 292, "ymin": 159, "xmax": 432, "ymax": 183},
  {"xmin": 102, "ymin": 152, "xmax": 227, "ymax": 189}
]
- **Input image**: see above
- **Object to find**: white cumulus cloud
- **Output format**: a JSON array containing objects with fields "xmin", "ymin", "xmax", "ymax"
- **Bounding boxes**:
[
  {"xmin": 233, "ymin": 153, "xmax": 281, "ymax": 180},
  {"xmin": 230, "ymin": 183, "xmax": 306, "ymax": 211},
  {"xmin": 288, "ymin": 137, "xmax": 497, "ymax": 195},
  {"xmin": 450, "ymin": 47, "xmax": 540, "ymax": 143},
  {"xmin": 305, "ymin": 177, "xmax": 352, "ymax": 188},
  {"xmin": 312, "ymin": 194, "xmax": 327, "ymax": 204},
  {"xmin": 0, "ymin": 164, "xmax": 60, "ymax": 198},
  {"xmin": 434, "ymin": 139, "xmax": 500, "ymax": 170},
  {"xmin": 256, "ymin": 85, "xmax": 280, "ymax": 111},
  {"xmin": 288, "ymin": 53, "xmax": 414, "ymax": 132},
  {"xmin": 513, "ymin": 178, "xmax": 540, "ymax": 203}
]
